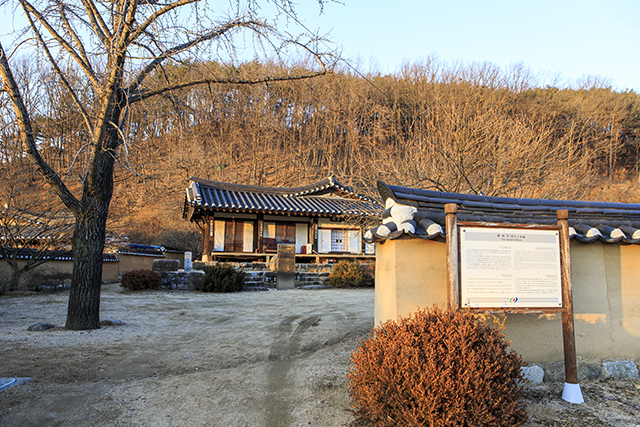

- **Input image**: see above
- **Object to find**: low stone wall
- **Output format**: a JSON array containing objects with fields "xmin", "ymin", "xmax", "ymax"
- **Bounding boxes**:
[
  {"xmin": 193, "ymin": 261, "xmax": 336, "ymax": 289},
  {"xmin": 154, "ymin": 260, "xmax": 375, "ymax": 290},
  {"xmin": 523, "ymin": 359, "xmax": 640, "ymax": 384},
  {"xmin": 156, "ymin": 270, "xmax": 204, "ymax": 290},
  {"xmin": 152, "ymin": 259, "xmax": 180, "ymax": 272}
]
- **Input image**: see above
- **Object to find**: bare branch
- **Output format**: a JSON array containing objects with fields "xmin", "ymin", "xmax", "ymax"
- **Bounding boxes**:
[
  {"xmin": 129, "ymin": 0, "xmax": 199, "ymax": 43},
  {"xmin": 79, "ymin": 0, "xmax": 112, "ymax": 44},
  {"xmin": 127, "ymin": 19, "xmax": 266, "ymax": 96},
  {"xmin": 2, "ymin": 0, "xmax": 338, "ymax": 329},
  {"xmin": 129, "ymin": 68, "xmax": 328, "ymax": 103},
  {"xmin": 0, "ymin": 42, "xmax": 82, "ymax": 214},
  {"xmin": 21, "ymin": 4, "xmax": 94, "ymax": 135},
  {"xmin": 57, "ymin": 1, "xmax": 92, "ymax": 71},
  {"xmin": 88, "ymin": 0, "xmax": 138, "ymax": 154},
  {"xmin": 64, "ymin": 142, "xmax": 93, "ymax": 176},
  {"xmin": 18, "ymin": 0, "xmax": 101, "ymax": 90}
]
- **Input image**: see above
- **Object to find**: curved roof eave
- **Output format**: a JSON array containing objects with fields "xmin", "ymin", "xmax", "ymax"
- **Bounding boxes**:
[{"xmin": 365, "ymin": 180, "xmax": 640, "ymax": 245}]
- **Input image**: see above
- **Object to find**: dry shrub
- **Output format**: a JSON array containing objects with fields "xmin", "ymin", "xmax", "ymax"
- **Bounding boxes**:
[
  {"xmin": 327, "ymin": 260, "xmax": 371, "ymax": 288},
  {"xmin": 348, "ymin": 306, "xmax": 526, "ymax": 427},
  {"xmin": 120, "ymin": 269, "xmax": 161, "ymax": 291}
]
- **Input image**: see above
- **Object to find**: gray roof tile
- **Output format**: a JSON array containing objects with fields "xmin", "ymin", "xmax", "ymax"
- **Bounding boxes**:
[
  {"xmin": 365, "ymin": 180, "xmax": 640, "ymax": 245},
  {"xmin": 515, "ymin": 198, "xmax": 542, "ymax": 206},
  {"xmin": 413, "ymin": 188, "xmax": 443, "ymax": 198},
  {"xmin": 564, "ymin": 200, "xmax": 587, "ymax": 208},
  {"xmin": 467, "ymin": 194, "xmax": 492, "ymax": 202},
  {"xmin": 461, "ymin": 200, "xmax": 493, "ymax": 209},
  {"xmin": 185, "ymin": 176, "xmax": 381, "ymax": 218},
  {"xmin": 584, "ymin": 201, "xmax": 608, "ymax": 209}
]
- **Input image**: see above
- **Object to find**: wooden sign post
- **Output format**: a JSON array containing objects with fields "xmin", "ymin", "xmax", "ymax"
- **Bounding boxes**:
[
  {"xmin": 444, "ymin": 205, "xmax": 583, "ymax": 404},
  {"xmin": 445, "ymin": 203, "xmax": 459, "ymax": 311},
  {"xmin": 557, "ymin": 209, "xmax": 583, "ymax": 403}
]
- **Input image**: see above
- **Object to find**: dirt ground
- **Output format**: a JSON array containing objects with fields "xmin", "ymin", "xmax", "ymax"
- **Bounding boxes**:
[{"xmin": 1, "ymin": 285, "xmax": 640, "ymax": 427}]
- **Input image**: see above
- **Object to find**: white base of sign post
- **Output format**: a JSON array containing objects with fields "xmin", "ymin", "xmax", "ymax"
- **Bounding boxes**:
[{"xmin": 562, "ymin": 382, "xmax": 584, "ymax": 404}]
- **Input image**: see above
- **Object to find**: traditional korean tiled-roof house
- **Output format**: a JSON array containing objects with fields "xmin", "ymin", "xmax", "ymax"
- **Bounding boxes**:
[
  {"xmin": 366, "ymin": 180, "xmax": 640, "ymax": 365},
  {"xmin": 183, "ymin": 176, "xmax": 381, "ymax": 262}
]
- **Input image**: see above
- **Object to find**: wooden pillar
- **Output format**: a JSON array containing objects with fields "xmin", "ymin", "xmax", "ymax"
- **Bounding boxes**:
[
  {"xmin": 202, "ymin": 216, "xmax": 211, "ymax": 262},
  {"xmin": 311, "ymin": 218, "xmax": 318, "ymax": 254},
  {"xmin": 557, "ymin": 209, "xmax": 583, "ymax": 404},
  {"xmin": 256, "ymin": 213, "xmax": 264, "ymax": 253},
  {"xmin": 445, "ymin": 204, "xmax": 459, "ymax": 311}
]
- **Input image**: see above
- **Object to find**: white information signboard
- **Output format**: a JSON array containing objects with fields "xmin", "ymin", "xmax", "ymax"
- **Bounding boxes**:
[{"xmin": 460, "ymin": 226, "xmax": 563, "ymax": 309}]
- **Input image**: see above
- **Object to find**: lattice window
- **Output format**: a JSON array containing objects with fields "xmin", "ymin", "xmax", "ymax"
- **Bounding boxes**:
[{"xmin": 331, "ymin": 230, "xmax": 348, "ymax": 252}]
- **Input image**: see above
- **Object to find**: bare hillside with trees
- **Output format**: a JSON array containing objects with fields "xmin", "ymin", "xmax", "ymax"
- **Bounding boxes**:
[
  {"xmin": 4, "ymin": 58, "xmax": 640, "ymax": 253},
  {"xmin": 104, "ymin": 60, "xmax": 640, "ymax": 247},
  {"xmin": 1, "ymin": 5, "xmax": 639, "ymax": 260},
  {"xmin": 4, "ymin": 55, "xmax": 640, "ymax": 253}
]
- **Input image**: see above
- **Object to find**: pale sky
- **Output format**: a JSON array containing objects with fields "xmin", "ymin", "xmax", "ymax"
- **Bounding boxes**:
[
  {"xmin": 294, "ymin": 0, "xmax": 640, "ymax": 92},
  {"xmin": 2, "ymin": 0, "xmax": 638, "ymax": 92}
]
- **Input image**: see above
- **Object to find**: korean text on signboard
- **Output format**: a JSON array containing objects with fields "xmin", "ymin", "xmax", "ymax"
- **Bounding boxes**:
[{"xmin": 459, "ymin": 227, "xmax": 562, "ymax": 309}]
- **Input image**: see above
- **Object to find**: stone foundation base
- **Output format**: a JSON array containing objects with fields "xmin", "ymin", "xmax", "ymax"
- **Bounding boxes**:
[
  {"xmin": 157, "ymin": 261, "xmax": 375, "ymax": 290},
  {"xmin": 157, "ymin": 270, "xmax": 205, "ymax": 290},
  {"xmin": 524, "ymin": 359, "xmax": 640, "ymax": 384},
  {"xmin": 192, "ymin": 261, "xmax": 343, "ymax": 289}
]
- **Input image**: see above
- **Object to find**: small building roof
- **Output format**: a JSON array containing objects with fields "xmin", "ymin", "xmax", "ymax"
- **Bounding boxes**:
[
  {"xmin": 184, "ymin": 176, "xmax": 381, "ymax": 220},
  {"xmin": 116, "ymin": 243, "xmax": 165, "ymax": 257},
  {"xmin": 365, "ymin": 180, "xmax": 640, "ymax": 244},
  {"xmin": 0, "ymin": 209, "xmax": 75, "ymax": 243},
  {"xmin": 0, "ymin": 248, "xmax": 119, "ymax": 262}
]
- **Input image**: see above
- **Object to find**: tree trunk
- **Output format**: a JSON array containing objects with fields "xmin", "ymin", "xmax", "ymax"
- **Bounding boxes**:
[
  {"xmin": 66, "ymin": 206, "xmax": 109, "ymax": 330},
  {"xmin": 65, "ymin": 139, "xmax": 115, "ymax": 330},
  {"xmin": 8, "ymin": 268, "xmax": 22, "ymax": 291},
  {"xmin": 64, "ymin": 89, "xmax": 119, "ymax": 330}
]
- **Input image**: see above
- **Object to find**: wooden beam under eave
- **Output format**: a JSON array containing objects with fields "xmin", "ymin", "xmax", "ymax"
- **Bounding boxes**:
[
  {"xmin": 202, "ymin": 216, "xmax": 212, "ymax": 262},
  {"xmin": 256, "ymin": 213, "xmax": 263, "ymax": 253},
  {"xmin": 186, "ymin": 204, "xmax": 198, "ymax": 222}
]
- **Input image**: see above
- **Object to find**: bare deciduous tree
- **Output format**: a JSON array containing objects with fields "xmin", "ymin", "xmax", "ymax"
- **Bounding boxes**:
[{"xmin": 0, "ymin": 0, "xmax": 331, "ymax": 329}]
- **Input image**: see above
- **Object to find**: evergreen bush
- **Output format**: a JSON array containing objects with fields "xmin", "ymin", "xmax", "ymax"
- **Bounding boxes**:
[
  {"xmin": 120, "ymin": 269, "xmax": 161, "ymax": 291},
  {"xmin": 348, "ymin": 306, "xmax": 526, "ymax": 427},
  {"xmin": 327, "ymin": 260, "xmax": 371, "ymax": 288},
  {"xmin": 201, "ymin": 264, "xmax": 245, "ymax": 292}
]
